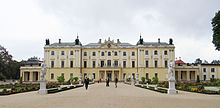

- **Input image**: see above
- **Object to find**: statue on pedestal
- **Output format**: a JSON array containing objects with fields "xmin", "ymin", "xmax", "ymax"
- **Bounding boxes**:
[
  {"xmin": 38, "ymin": 60, "xmax": 48, "ymax": 95},
  {"xmin": 168, "ymin": 60, "xmax": 177, "ymax": 94}
]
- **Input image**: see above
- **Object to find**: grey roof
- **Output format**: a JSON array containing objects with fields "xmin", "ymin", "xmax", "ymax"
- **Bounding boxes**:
[{"xmin": 46, "ymin": 41, "xmax": 174, "ymax": 48}]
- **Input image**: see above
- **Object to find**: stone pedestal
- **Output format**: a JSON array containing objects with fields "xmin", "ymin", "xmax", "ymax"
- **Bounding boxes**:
[
  {"xmin": 135, "ymin": 73, "xmax": 140, "ymax": 85},
  {"xmin": 124, "ymin": 76, "xmax": 126, "ymax": 83},
  {"xmin": 154, "ymin": 84, "xmax": 158, "ymax": 90},
  {"xmin": 79, "ymin": 73, "xmax": 83, "ymax": 85},
  {"xmin": 168, "ymin": 77, "xmax": 177, "ymax": 94},
  {"xmin": 146, "ymin": 83, "xmax": 149, "ymax": 88},
  {"xmin": 38, "ymin": 79, "xmax": 47, "ymax": 95},
  {"xmin": 131, "ymin": 78, "xmax": 134, "ymax": 86}
]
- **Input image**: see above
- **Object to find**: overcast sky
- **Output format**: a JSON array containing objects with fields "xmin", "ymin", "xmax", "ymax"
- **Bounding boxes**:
[{"xmin": 0, "ymin": 0, "xmax": 219, "ymax": 63}]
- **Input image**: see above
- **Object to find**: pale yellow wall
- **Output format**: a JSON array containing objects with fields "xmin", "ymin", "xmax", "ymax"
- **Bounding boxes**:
[{"xmin": 200, "ymin": 65, "xmax": 220, "ymax": 80}]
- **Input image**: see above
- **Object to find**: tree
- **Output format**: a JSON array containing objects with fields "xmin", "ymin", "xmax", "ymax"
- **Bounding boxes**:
[
  {"xmin": 57, "ymin": 76, "xmax": 65, "ymax": 85},
  {"xmin": 211, "ymin": 10, "xmax": 220, "ymax": 50},
  {"xmin": 152, "ymin": 77, "xmax": 159, "ymax": 84},
  {"xmin": 141, "ymin": 77, "xmax": 145, "ymax": 83},
  {"xmin": 195, "ymin": 58, "xmax": 202, "ymax": 64},
  {"xmin": 203, "ymin": 60, "xmax": 209, "ymax": 64},
  {"xmin": 211, "ymin": 60, "xmax": 220, "ymax": 64}
]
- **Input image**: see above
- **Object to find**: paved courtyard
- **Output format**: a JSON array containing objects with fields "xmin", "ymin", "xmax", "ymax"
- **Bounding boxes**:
[{"xmin": 0, "ymin": 83, "xmax": 220, "ymax": 108}]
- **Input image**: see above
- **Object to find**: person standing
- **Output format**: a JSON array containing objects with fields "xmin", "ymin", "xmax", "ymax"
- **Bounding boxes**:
[
  {"xmin": 84, "ymin": 76, "xmax": 89, "ymax": 90},
  {"xmin": 106, "ymin": 77, "xmax": 110, "ymax": 87},
  {"xmin": 115, "ymin": 77, "xmax": 118, "ymax": 88}
]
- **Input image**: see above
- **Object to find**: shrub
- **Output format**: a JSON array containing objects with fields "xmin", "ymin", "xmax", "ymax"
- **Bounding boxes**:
[
  {"xmin": 141, "ymin": 77, "xmax": 145, "ymax": 83},
  {"xmin": 217, "ymin": 79, "xmax": 220, "ymax": 86},
  {"xmin": 73, "ymin": 77, "xmax": 78, "ymax": 82},
  {"xmin": 146, "ymin": 78, "xmax": 151, "ymax": 84},
  {"xmin": 126, "ymin": 78, "xmax": 131, "ymax": 82},
  {"xmin": 57, "ymin": 76, "xmax": 65, "ymax": 85},
  {"xmin": 210, "ymin": 78, "xmax": 217, "ymax": 83},
  {"xmin": 152, "ymin": 77, "xmax": 159, "ymax": 84}
]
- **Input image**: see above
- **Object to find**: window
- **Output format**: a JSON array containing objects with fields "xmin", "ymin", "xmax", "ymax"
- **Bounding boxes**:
[
  {"xmin": 107, "ymin": 60, "xmax": 111, "ymax": 67},
  {"xmin": 93, "ymin": 73, "xmax": 95, "ymax": 79},
  {"xmin": 101, "ymin": 61, "xmax": 104, "ymax": 67},
  {"xmin": 165, "ymin": 60, "xmax": 168, "ymax": 68},
  {"xmin": 70, "ymin": 61, "xmax": 73, "ymax": 68},
  {"xmin": 61, "ymin": 51, "xmax": 64, "ymax": 55},
  {"xmin": 146, "ymin": 73, "xmax": 149, "ymax": 79},
  {"xmin": 211, "ymin": 68, "xmax": 215, "ymax": 72},
  {"xmin": 164, "ymin": 50, "xmax": 167, "ymax": 55},
  {"xmin": 61, "ymin": 73, "xmax": 64, "ymax": 77},
  {"xmin": 154, "ymin": 50, "xmax": 158, "ymax": 55},
  {"xmin": 146, "ymin": 61, "xmax": 148, "ymax": 68},
  {"xmin": 132, "ymin": 61, "xmax": 135, "ymax": 68},
  {"xmin": 114, "ymin": 60, "xmax": 118, "ymax": 67},
  {"xmin": 212, "ymin": 75, "xmax": 215, "ymax": 79},
  {"xmin": 203, "ymin": 68, "xmax": 206, "ymax": 72},
  {"xmin": 61, "ymin": 61, "xmax": 64, "ymax": 68},
  {"xmin": 145, "ymin": 50, "xmax": 148, "ymax": 55},
  {"xmin": 123, "ymin": 52, "xmax": 126, "ymax": 56},
  {"xmin": 51, "ymin": 61, "xmax": 54, "ymax": 68},
  {"xmin": 70, "ymin": 51, "xmax": 73, "ymax": 55},
  {"xmin": 92, "ymin": 52, "xmax": 96, "ymax": 56},
  {"xmin": 114, "ymin": 52, "xmax": 117, "ymax": 56},
  {"xmin": 84, "ymin": 52, "xmax": 87, "ymax": 56},
  {"xmin": 155, "ymin": 61, "xmax": 158, "ymax": 68},
  {"xmin": 93, "ymin": 61, "xmax": 96, "ymax": 68},
  {"xmin": 132, "ymin": 73, "xmax": 135, "ymax": 79},
  {"xmin": 51, "ymin": 51, "xmax": 54, "ymax": 55},
  {"xmin": 51, "ymin": 73, "xmax": 54, "ymax": 79},
  {"xmin": 70, "ymin": 73, "xmax": 73, "ymax": 78},
  {"xmin": 108, "ymin": 52, "xmax": 111, "ymax": 56},
  {"xmin": 123, "ymin": 61, "xmax": 126, "ymax": 68},
  {"xmin": 155, "ymin": 73, "xmax": 158, "ymax": 77},
  {"xmin": 84, "ymin": 61, "xmax": 87, "ymax": 68},
  {"xmin": 203, "ymin": 75, "xmax": 206, "ymax": 81},
  {"xmin": 132, "ymin": 52, "xmax": 135, "ymax": 56},
  {"xmin": 101, "ymin": 52, "xmax": 104, "ymax": 56}
]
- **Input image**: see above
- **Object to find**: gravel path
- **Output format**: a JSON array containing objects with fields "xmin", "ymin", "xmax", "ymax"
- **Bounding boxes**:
[{"xmin": 0, "ymin": 83, "xmax": 220, "ymax": 108}]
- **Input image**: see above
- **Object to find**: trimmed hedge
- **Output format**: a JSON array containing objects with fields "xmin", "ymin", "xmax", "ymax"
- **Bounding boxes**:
[{"xmin": 136, "ymin": 85, "xmax": 167, "ymax": 93}]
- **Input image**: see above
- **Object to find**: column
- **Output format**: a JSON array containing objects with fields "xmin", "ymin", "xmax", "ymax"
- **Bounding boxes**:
[
  {"xmin": 105, "ymin": 70, "xmax": 106, "ymax": 80},
  {"xmin": 119, "ymin": 70, "xmax": 121, "ymax": 81},
  {"xmin": 112, "ymin": 71, "xmax": 115, "ymax": 81},
  {"xmin": 178, "ymin": 71, "xmax": 181, "ymax": 81},
  {"xmin": 186, "ymin": 71, "xmax": 190, "ymax": 81},
  {"xmin": 30, "ymin": 71, "xmax": 33, "ymax": 81},
  {"xmin": 38, "ymin": 72, "xmax": 40, "ymax": 81},
  {"xmin": 97, "ymin": 70, "xmax": 99, "ymax": 80}
]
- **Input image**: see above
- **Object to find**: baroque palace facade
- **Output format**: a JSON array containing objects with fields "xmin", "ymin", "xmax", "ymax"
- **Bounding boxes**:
[{"xmin": 20, "ymin": 36, "xmax": 175, "ymax": 82}]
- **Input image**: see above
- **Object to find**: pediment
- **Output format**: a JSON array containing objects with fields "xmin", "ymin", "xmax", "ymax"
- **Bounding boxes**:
[{"xmin": 100, "ymin": 41, "xmax": 119, "ymax": 48}]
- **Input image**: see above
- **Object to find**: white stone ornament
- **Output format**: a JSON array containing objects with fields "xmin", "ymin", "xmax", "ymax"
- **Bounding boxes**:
[
  {"xmin": 168, "ymin": 60, "xmax": 177, "ymax": 94},
  {"xmin": 146, "ymin": 83, "xmax": 149, "ymax": 88},
  {"xmin": 38, "ymin": 60, "xmax": 48, "ymax": 95},
  {"xmin": 154, "ymin": 84, "xmax": 158, "ymax": 90}
]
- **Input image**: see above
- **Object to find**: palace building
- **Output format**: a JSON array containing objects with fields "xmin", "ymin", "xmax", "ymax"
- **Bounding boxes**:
[{"xmin": 20, "ymin": 36, "xmax": 175, "ymax": 82}]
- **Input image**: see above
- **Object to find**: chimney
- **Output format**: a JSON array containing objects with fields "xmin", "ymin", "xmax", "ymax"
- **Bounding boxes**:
[
  {"xmin": 158, "ymin": 38, "xmax": 160, "ymax": 43},
  {"xmin": 99, "ymin": 39, "xmax": 101, "ymax": 44},
  {"xmin": 59, "ymin": 39, "xmax": 61, "ymax": 44},
  {"xmin": 117, "ymin": 39, "xmax": 120, "ymax": 44}
]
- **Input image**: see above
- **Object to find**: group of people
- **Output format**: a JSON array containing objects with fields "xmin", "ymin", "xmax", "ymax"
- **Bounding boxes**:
[{"xmin": 84, "ymin": 76, "xmax": 118, "ymax": 90}]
